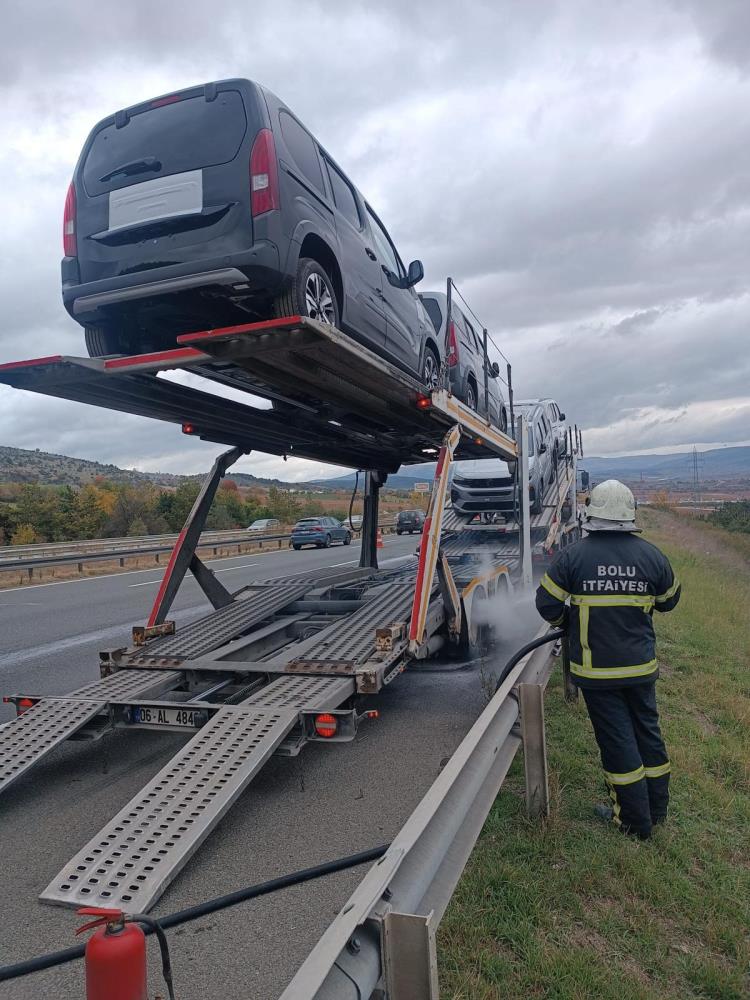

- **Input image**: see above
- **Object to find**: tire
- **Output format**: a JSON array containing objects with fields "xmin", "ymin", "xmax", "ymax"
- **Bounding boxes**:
[
  {"xmin": 84, "ymin": 324, "xmax": 124, "ymax": 358},
  {"xmin": 292, "ymin": 544, "xmax": 301, "ymax": 551},
  {"xmin": 458, "ymin": 587, "xmax": 487, "ymax": 660},
  {"xmin": 343, "ymin": 532, "xmax": 351, "ymax": 546},
  {"xmin": 274, "ymin": 257, "xmax": 340, "ymax": 328},
  {"xmin": 466, "ymin": 381, "xmax": 477, "ymax": 411},
  {"xmin": 531, "ymin": 485, "xmax": 543, "ymax": 515},
  {"xmin": 422, "ymin": 345, "xmax": 440, "ymax": 392},
  {"xmin": 324, "ymin": 534, "xmax": 332, "ymax": 548},
  {"xmin": 397, "ymin": 529, "xmax": 402, "ymax": 535}
]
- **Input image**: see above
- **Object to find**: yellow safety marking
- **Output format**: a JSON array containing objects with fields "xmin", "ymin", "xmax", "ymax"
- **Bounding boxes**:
[
  {"xmin": 539, "ymin": 573, "xmax": 569, "ymax": 602},
  {"xmin": 570, "ymin": 659, "xmax": 658, "ymax": 680},
  {"xmin": 644, "ymin": 761, "xmax": 671, "ymax": 778},
  {"xmin": 604, "ymin": 766, "xmax": 646, "ymax": 785},
  {"xmin": 580, "ymin": 604, "xmax": 592, "ymax": 670},
  {"xmin": 656, "ymin": 578, "xmax": 680, "ymax": 602},
  {"xmin": 571, "ymin": 594, "xmax": 655, "ymax": 609}
]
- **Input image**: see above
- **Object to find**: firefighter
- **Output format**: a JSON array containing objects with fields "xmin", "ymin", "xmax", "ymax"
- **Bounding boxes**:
[{"xmin": 535, "ymin": 480, "xmax": 681, "ymax": 839}]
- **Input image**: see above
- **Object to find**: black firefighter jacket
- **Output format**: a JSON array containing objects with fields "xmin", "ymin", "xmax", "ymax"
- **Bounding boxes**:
[{"xmin": 535, "ymin": 531, "xmax": 681, "ymax": 688}]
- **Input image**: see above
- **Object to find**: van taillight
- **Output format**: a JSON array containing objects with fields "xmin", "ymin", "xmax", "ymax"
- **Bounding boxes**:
[
  {"xmin": 447, "ymin": 322, "xmax": 459, "ymax": 367},
  {"xmin": 63, "ymin": 181, "xmax": 76, "ymax": 257},
  {"xmin": 250, "ymin": 129, "xmax": 280, "ymax": 216}
]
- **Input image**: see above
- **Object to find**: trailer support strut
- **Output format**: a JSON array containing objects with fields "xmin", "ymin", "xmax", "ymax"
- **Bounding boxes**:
[
  {"xmin": 147, "ymin": 446, "xmax": 244, "ymax": 626},
  {"xmin": 359, "ymin": 471, "xmax": 387, "ymax": 570}
]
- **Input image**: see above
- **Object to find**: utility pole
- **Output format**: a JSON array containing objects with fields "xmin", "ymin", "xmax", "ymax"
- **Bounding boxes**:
[{"xmin": 691, "ymin": 446, "xmax": 702, "ymax": 509}]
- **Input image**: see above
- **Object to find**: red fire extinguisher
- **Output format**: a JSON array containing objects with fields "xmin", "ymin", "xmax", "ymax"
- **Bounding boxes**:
[{"xmin": 76, "ymin": 908, "xmax": 147, "ymax": 1000}]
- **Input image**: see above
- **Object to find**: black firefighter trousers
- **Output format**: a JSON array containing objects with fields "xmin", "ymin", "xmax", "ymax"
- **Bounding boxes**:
[{"xmin": 581, "ymin": 682, "xmax": 670, "ymax": 838}]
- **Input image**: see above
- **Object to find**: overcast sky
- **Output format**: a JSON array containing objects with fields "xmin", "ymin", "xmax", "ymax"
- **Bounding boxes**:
[{"xmin": 1, "ymin": 0, "xmax": 748, "ymax": 481}]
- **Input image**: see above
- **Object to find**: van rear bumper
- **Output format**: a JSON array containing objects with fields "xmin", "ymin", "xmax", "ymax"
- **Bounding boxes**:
[{"xmin": 63, "ymin": 243, "xmax": 281, "ymax": 324}]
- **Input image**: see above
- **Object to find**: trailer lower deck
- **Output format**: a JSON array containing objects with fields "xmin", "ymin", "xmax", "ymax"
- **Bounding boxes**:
[{"xmin": 0, "ymin": 313, "xmax": 579, "ymax": 918}]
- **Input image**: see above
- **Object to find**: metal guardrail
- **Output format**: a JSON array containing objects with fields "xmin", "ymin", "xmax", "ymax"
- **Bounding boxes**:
[
  {"xmin": 0, "ymin": 521, "xmax": 399, "ymax": 574},
  {"xmin": 279, "ymin": 627, "xmax": 558, "ymax": 1000},
  {"xmin": 0, "ymin": 528, "xmax": 252, "ymax": 562}
]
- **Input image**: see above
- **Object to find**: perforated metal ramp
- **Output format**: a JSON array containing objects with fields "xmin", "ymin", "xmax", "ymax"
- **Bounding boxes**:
[
  {"xmin": 0, "ymin": 670, "xmax": 182, "ymax": 796},
  {"xmin": 41, "ymin": 675, "xmax": 352, "ymax": 912},
  {"xmin": 127, "ymin": 582, "xmax": 313, "ymax": 662},
  {"xmin": 290, "ymin": 583, "xmax": 416, "ymax": 667}
]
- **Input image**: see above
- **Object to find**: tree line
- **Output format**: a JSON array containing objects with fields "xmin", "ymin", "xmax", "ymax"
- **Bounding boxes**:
[
  {"xmin": 0, "ymin": 479, "xmax": 344, "ymax": 545},
  {"xmin": 708, "ymin": 500, "xmax": 750, "ymax": 534}
]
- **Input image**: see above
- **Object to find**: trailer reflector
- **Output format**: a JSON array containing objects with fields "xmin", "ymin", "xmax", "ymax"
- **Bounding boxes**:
[
  {"xmin": 182, "ymin": 422, "xmax": 196, "ymax": 435},
  {"xmin": 314, "ymin": 713, "xmax": 338, "ymax": 738},
  {"xmin": 416, "ymin": 395, "xmax": 431, "ymax": 410}
]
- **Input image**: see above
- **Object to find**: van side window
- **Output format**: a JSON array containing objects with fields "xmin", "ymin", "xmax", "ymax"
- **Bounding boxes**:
[
  {"xmin": 324, "ymin": 158, "xmax": 361, "ymax": 229},
  {"xmin": 366, "ymin": 207, "xmax": 403, "ymax": 278},
  {"xmin": 278, "ymin": 111, "xmax": 324, "ymax": 193}
]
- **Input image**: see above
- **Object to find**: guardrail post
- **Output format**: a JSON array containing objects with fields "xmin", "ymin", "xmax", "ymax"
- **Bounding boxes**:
[
  {"xmin": 561, "ymin": 635, "xmax": 578, "ymax": 702},
  {"xmin": 518, "ymin": 683, "xmax": 549, "ymax": 819},
  {"xmin": 382, "ymin": 911, "xmax": 439, "ymax": 999}
]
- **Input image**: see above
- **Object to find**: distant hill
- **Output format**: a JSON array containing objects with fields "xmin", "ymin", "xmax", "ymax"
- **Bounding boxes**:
[
  {"xmin": 311, "ymin": 447, "xmax": 750, "ymax": 489},
  {"xmin": 0, "ymin": 445, "xmax": 323, "ymax": 491},
  {"xmin": 581, "ymin": 446, "xmax": 750, "ymax": 483},
  {"xmin": 3, "ymin": 442, "xmax": 747, "ymax": 492}
]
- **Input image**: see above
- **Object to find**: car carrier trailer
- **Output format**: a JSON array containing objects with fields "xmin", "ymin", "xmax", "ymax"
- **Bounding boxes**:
[{"xmin": 0, "ymin": 315, "xmax": 579, "ymax": 915}]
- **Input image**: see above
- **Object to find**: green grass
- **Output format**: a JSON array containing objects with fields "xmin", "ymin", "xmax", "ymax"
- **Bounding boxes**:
[{"xmin": 438, "ymin": 511, "xmax": 750, "ymax": 999}]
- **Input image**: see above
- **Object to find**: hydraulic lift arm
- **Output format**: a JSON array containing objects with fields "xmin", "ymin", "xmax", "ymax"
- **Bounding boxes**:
[
  {"xmin": 147, "ymin": 446, "xmax": 245, "ymax": 626},
  {"xmin": 408, "ymin": 425, "xmax": 462, "ymax": 653}
]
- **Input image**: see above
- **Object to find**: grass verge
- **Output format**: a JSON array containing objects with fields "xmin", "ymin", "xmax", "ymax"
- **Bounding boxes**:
[{"xmin": 438, "ymin": 509, "xmax": 750, "ymax": 999}]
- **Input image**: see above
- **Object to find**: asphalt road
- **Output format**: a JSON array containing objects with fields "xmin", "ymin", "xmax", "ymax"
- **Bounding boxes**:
[{"xmin": 0, "ymin": 531, "xmax": 541, "ymax": 999}]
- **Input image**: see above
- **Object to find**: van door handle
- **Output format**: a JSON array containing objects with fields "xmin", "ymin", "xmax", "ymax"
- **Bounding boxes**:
[{"xmin": 365, "ymin": 247, "xmax": 377, "ymax": 260}]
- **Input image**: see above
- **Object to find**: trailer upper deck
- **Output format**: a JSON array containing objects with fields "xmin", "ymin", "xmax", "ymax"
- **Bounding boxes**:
[{"xmin": 0, "ymin": 316, "xmax": 517, "ymax": 471}]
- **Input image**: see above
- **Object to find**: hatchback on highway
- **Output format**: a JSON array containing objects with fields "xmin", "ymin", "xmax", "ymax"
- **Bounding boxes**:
[
  {"xmin": 451, "ymin": 403, "xmax": 555, "ymax": 517},
  {"xmin": 396, "ymin": 509, "xmax": 426, "ymax": 534},
  {"xmin": 420, "ymin": 290, "xmax": 508, "ymax": 431},
  {"xmin": 247, "ymin": 518, "xmax": 281, "ymax": 533},
  {"xmin": 291, "ymin": 516, "xmax": 351, "ymax": 549},
  {"xmin": 62, "ymin": 77, "xmax": 440, "ymax": 393}
]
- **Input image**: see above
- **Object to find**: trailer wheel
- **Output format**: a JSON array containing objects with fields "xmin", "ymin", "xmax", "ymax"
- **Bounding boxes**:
[
  {"xmin": 84, "ymin": 324, "xmax": 124, "ymax": 358},
  {"xmin": 459, "ymin": 586, "xmax": 488, "ymax": 659},
  {"xmin": 274, "ymin": 258, "xmax": 340, "ymax": 328}
]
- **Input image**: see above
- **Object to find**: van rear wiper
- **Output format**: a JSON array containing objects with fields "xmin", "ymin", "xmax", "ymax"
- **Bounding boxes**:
[{"xmin": 100, "ymin": 156, "xmax": 162, "ymax": 183}]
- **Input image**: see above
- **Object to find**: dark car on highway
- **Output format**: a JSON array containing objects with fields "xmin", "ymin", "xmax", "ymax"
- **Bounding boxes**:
[
  {"xmin": 291, "ymin": 516, "xmax": 351, "ymax": 550},
  {"xmin": 396, "ymin": 509, "xmax": 426, "ymax": 534},
  {"xmin": 62, "ymin": 78, "xmax": 440, "ymax": 392}
]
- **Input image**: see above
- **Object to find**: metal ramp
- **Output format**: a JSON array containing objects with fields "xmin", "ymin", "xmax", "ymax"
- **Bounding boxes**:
[
  {"xmin": 0, "ymin": 316, "xmax": 517, "ymax": 472},
  {"xmin": 41, "ymin": 675, "xmax": 353, "ymax": 912},
  {"xmin": 0, "ymin": 670, "xmax": 182, "ymax": 796},
  {"xmin": 126, "ymin": 581, "xmax": 314, "ymax": 663},
  {"xmin": 288, "ymin": 583, "xmax": 416, "ymax": 669}
]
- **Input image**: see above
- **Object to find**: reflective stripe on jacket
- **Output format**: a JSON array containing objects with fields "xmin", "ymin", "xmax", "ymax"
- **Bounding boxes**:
[{"xmin": 535, "ymin": 532, "xmax": 681, "ymax": 688}]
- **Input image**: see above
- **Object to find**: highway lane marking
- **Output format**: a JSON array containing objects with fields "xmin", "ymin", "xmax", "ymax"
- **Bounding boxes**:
[
  {"xmin": 0, "ymin": 535, "xmax": 410, "ymax": 595},
  {"xmin": 215, "ymin": 562, "xmax": 260, "ymax": 573},
  {"xmin": 129, "ymin": 561, "xmax": 260, "ymax": 587},
  {"xmin": 0, "ymin": 605, "xmax": 207, "ymax": 671}
]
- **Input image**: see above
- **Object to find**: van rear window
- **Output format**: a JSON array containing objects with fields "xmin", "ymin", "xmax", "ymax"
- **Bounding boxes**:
[{"xmin": 83, "ymin": 91, "xmax": 248, "ymax": 197}]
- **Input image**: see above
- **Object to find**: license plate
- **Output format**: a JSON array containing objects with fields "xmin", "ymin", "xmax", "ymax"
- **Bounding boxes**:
[
  {"xmin": 108, "ymin": 170, "xmax": 203, "ymax": 231},
  {"xmin": 133, "ymin": 706, "xmax": 200, "ymax": 729}
]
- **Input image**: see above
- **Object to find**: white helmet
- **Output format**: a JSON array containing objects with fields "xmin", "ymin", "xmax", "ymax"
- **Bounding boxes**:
[{"xmin": 584, "ymin": 479, "xmax": 640, "ymax": 532}]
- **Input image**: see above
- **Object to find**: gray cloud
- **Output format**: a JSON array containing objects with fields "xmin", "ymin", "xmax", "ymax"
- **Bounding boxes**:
[{"xmin": 1, "ymin": 0, "xmax": 749, "ymax": 478}]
